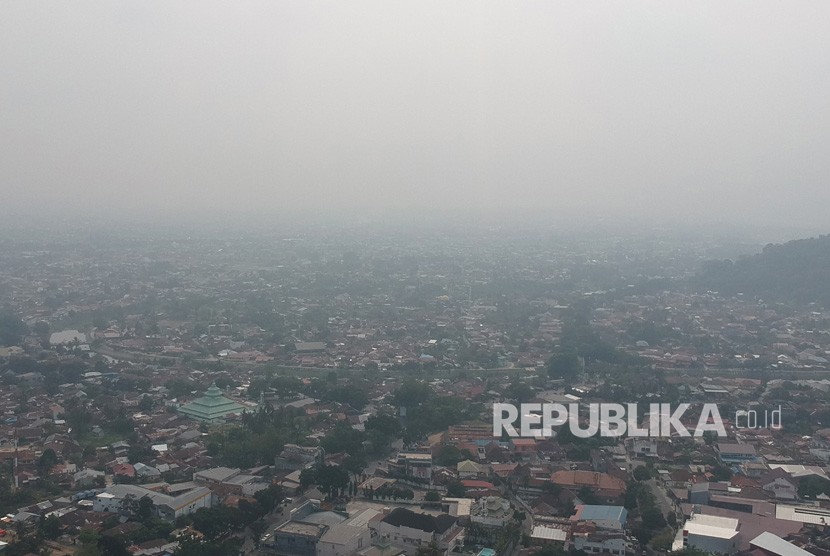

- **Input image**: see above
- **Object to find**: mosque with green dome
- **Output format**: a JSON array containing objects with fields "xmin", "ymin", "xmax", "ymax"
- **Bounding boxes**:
[{"xmin": 178, "ymin": 383, "xmax": 250, "ymax": 423}]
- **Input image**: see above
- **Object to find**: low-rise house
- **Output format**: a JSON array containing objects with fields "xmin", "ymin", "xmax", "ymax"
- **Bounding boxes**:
[
  {"xmin": 549, "ymin": 470, "xmax": 626, "ymax": 503},
  {"xmin": 570, "ymin": 523, "xmax": 631, "ymax": 556},
  {"xmin": 762, "ymin": 474, "xmax": 797, "ymax": 501},
  {"xmin": 390, "ymin": 452, "xmax": 432, "ymax": 482},
  {"xmin": 570, "ymin": 505, "xmax": 628, "ymax": 530},
  {"xmin": 92, "ymin": 483, "xmax": 213, "ymax": 521},
  {"xmin": 73, "ymin": 468, "xmax": 105, "ymax": 488},
  {"xmin": 510, "ymin": 438, "xmax": 537, "ymax": 456},
  {"xmin": 457, "ymin": 460, "xmax": 484, "ymax": 479},
  {"xmin": 134, "ymin": 462, "xmax": 162, "ymax": 481},
  {"xmin": 716, "ymin": 442, "xmax": 758, "ymax": 464},
  {"xmin": 276, "ymin": 444, "xmax": 324, "ymax": 469},
  {"xmin": 193, "ymin": 466, "xmax": 240, "ymax": 485}
]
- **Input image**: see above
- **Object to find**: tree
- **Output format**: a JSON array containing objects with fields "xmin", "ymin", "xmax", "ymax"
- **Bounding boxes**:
[
  {"xmin": 214, "ymin": 377, "xmax": 237, "ymax": 390},
  {"xmin": 650, "ymin": 529, "xmax": 675, "ymax": 551},
  {"xmin": 165, "ymin": 378, "xmax": 195, "ymax": 399},
  {"xmin": 299, "ymin": 467, "xmax": 317, "ymax": 489},
  {"xmin": 138, "ymin": 396, "xmax": 154, "ymax": 412},
  {"xmin": 37, "ymin": 448, "xmax": 58, "ymax": 477},
  {"xmin": 321, "ymin": 423, "xmax": 366, "ymax": 457},
  {"xmin": 434, "ymin": 445, "xmax": 463, "ymax": 467},
  {"xmin": 506, "ymin": 380, "xmax": 534, "ymax": 403},
  {"xmin": 415, "ymin": 541, "xmax": 442, "ymax": 556},
  {"xmin": 710, "ymin": 464, "xmax": 732, "ymax": 482},
  {"xmin": 174, "ymin": 537, "xmax": 243, "ymax": 556},
  {"xmin": 702, "ymin": 430, "xmax": 717, "ymax": 446},
  {"xmin": 32, "ymin": 321, "xmax": 50, "ymax": 336},
  {"xmin": 41, "ymin": 514, "xmax": 62, "ymax": 539},
  {"xmin": 79, "ymin": 527, "xmax": 101, "ymax": 545},
  {"xmin": 633, "ymin": 466, "xmax": 652, "ymax": 481},
  {"xmin": 799, "ymin": 475, "xmax": 830, "ymax": 499},
  {"xmin": 250, "ymin": 519, "xmax": 267, "ymax": 548},
  {"xmin": 532, "ymin": 545, "xmax": 568, "ymax": 556},
  {"xmin": 134, "ymin": 495, "xmax": 155, "ymax": 523},
  {"xmin": 253, "ymin": 484, "xmax": 284, "ymax": 515},
  {"xmin": 641, "ymin": 506, "xmax": 667, "ymax": 530},
  {"xmin": 0, "ymin": 309, "xmax": 27, "ymax": 346},
  {"xmin": 446, "ymin": 481, "xmax": 466, "ymax": 498},
  {"xmin": 624, "ymin": 481, "xmax": 646, "ymax": 509},
  {"xmin": 547, "ymin": 350, "xmax": 580, "ymax": 380},
  {"xmin": 327, "ymin": 384, "xmax": 369, "ymax": 411},
  {"xmin": 577, "ymin": 486, "xmax": 599, "ymax": 505},
  {"xmin": 67, "ymin": 406, "xmax": 93, "ymax": 437},
  {"xmin": 393, "ymin": 380, "xmax": 432, "ymax": 408},
  {"xmin": 192, "ymin": 506, "xmax": 244, "ymax": 539},
  {"xmin": 365, "ymin": 413, "xmax": 402, "ymax": 438},
  {"xmin": 315, "ymin": 464, "xmax": 350, "ymax": 498},
  {"xmin": 425, "ymin": 491, "xmax": 441, "ymax": 502},
  {"xmin": 98, "ymin": 535, "xmax": 131, "ymax": 556}
]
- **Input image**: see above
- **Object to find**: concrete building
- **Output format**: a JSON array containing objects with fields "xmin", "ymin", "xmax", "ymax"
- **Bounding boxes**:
[
  {"xmin": 263, "ymin": 500, "xmax": 350, "ymax": 556},
  {"xmin": 716, "ymin": 443, "xmax": 758, "ymax": 464},
  {"xmin": 470, "ymin": 496, "xmax": 511, "ymax": 528},
  {"xmin": 570, "ymin": 523, "xmax": 631, "ymax": 556},
  {"xmin": 270, "ymin": 520, "xmax": 328, "ymax": 556},
  {"xmin": 73, "ymin": 468, "xmax": 105, "ymax": 488},
  {"xmin": 371, "ymin": 508, "xmax": 461, "ymax": 556},
  {"xmin": 317, "ymin": 509, "xmax": 379, "ymax": 556},
  {"xmin": 277, "ymin": 444, "xmax": 324, "ymax": 469},
  {"xmin": 749, "ymin": 532, "xmax": 813, "ymax": 556},
  {"xmin": 682, "ymin": 513, "xmax": 739, "ymax": 554},
  {"xmin": 92, "ymin": 483, "xmax": 213, "ymax": 521},
  {"xmin": 571, "ymin": 505, "xmax": 628, "ymax": 530},
  {"xmin": 193, "ymin": 466, "xmax": 241, "ymax": 485},
  {"xmin": 391, "ymin": 452, "xmax": 433, "ymax": 481},
  {"xmin": 529, "ymin": 524, "xmax": 568, "ymax": 547}
]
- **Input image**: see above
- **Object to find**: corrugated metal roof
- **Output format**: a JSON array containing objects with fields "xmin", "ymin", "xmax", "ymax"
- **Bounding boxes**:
[{"xmin": 750, "ymin": 532, "xmax": 812, "ymax": 556}]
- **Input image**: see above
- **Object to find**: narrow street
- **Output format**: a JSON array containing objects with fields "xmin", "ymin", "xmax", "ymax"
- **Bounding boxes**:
[{"xmin": 645, "ymin": 478, "xmax": 674, "ymax": 520}]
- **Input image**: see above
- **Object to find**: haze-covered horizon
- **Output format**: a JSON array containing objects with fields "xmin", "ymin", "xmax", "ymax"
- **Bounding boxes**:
[{"xmin": 2, "ymin": 2, "xmax": 829, "ymax": 232}]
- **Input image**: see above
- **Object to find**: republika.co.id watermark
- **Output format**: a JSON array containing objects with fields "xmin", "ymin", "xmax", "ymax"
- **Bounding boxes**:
[{"xmin": 493, "ymin": 403, "xmax": 783, "ymax": 438}]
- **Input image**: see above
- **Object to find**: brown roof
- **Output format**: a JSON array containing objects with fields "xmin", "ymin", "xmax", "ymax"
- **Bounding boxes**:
[{"xmin": 550, "ymin": 470, "xmax": 625, "ymax": 492}]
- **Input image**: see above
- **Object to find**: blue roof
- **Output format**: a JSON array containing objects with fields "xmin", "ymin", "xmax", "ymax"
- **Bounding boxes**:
[
  {"xmin": 578, "ymin": 505, "xmax": 627, "ymax": 523},
  {"xmin": 473, "ymin": 439, "xmax": 508, "ymax": 447}
]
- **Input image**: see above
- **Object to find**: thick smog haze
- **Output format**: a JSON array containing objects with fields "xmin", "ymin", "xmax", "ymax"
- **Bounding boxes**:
[
  {"xmin": 1, "ymin": 2, "xmax": 829, "ymax": 231},
  {"xmin": 8, "ymin": 5, "xmax": 830, "ymax": 547}
]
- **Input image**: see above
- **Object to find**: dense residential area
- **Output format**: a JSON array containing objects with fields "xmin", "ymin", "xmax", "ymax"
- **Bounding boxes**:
[
  {"xmin": 4, "ymin": 0, "xmax": 830, "ymax": 554},
  {"xmin": 1, "ymin": 229, "xmax": 830, "ymax": 556}
]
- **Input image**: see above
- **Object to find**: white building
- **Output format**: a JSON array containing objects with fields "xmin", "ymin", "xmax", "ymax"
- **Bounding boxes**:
[
  {"xmin": 571, "ymin": 505, "xmax": 628, "ymax": 531},
  {"xmin": 530, "ymin": 524, "xmax": 568, "ymax": 546},
  {"xmin": 470, "ymin": 497, "xmax": 511, "ymax": 528},
  {"xmin": 763, "ymin": 477, "xmax": 797, "ymax": 501},
  {"xmin": 317, "ymin": 509, "xmax": 379, "ymax": 556},
  {"xmin": 749, "ymin": 532, "xmax": 813, "ymax": 556},
  {"xmin": 570, "ymin": 526, "xmax": 631, "ymax": 556},
  {"xmin": 682, "ymin": 513, "xmax": 739, "ymax": 554},
  {"xmin": 371, "ymin": 508, "xmax": 461, "ymax": 556},
  {"xmin": 93, "ymin": 483, "xmax": 213, "ymax": 521}
]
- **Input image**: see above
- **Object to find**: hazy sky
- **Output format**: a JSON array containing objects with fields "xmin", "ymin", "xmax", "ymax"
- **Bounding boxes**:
[{"xmin": 2, "ymin": 2, "xmax": 829, "ymax": 230}]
